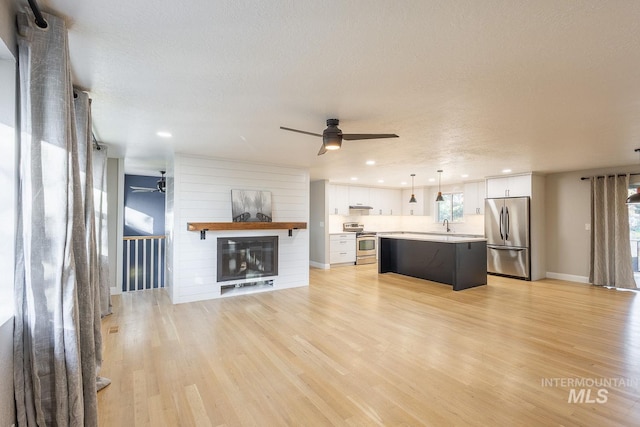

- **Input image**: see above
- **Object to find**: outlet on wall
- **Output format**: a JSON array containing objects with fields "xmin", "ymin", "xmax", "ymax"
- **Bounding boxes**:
[{"xmin": 585, "ymin": 223, "xmax": 591, "ymax": 231}]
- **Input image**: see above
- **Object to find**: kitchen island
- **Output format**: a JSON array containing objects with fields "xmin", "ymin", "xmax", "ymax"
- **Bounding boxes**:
[{"xmin": 378, "ymin": 233, "xmax": 487, "ymax": 291}]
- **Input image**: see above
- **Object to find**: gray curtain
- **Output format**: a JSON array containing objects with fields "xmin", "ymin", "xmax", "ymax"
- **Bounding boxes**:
[
  {"xmin": 74, "ymin": 92, "xmax": 111, "ymax": 393},
  {"xmin": 14, "ymin": 12, "xmax": 101, "ymax": 426},
  {"xmin": 590, "ymin": 174, "xmax": 636, "ymax": 288},
  {"xmin": 92, "ymin": 144, "xmax": 112, "ymax": 317}
]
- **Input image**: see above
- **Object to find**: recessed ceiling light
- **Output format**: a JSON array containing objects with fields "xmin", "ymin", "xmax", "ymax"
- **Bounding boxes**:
[
  {"xmin": 366, "ymin": 160, "xmax": 376, "ymax": 166},
  {"xmin": 461, "ymin": 174, "xmax": 469, "ymax": 178},
  {"xmin": 378, "ymin": 179, "xmax": 384, "ymax": 183},
  {"xmin": 502, "ymin": 169, "xmax": 512, "ymax": 173},
  {"xmin": 401, "ymin": 181, "xmax": 407, "ymax": 185},
  {"xmin": 350, "ymin": 177, "xmax": 358, "ymax": 181},
  {"xmin": 428, "ymin": 178, "xmax": 435, "ymax": 182},
  {"xmin": 157, "ymin": 131, "xmax": 172, "ymax": 138}
]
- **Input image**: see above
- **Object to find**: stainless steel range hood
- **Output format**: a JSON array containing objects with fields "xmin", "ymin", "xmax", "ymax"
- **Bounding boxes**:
[{"xmin": 349, "ymin": 205, "xmax": 373, "ymax": 214}]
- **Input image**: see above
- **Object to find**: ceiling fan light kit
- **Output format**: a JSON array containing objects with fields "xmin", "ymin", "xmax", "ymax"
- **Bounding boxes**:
[
  {"xmin": 280, "ymin": 118, "xmax": 398, "ymax": 156},
  {"xmin": 627, "ymin": 149, "xmax": 640, "ymax": 204},
  {"xmin": 627, "ymin": 188, "xmax": 640, "ymax": 204}
]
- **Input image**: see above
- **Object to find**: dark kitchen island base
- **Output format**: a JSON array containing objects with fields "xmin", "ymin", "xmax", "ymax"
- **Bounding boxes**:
[{"xmin": 378, "ymin": 235, "xmax": 487, "ymax": 291}]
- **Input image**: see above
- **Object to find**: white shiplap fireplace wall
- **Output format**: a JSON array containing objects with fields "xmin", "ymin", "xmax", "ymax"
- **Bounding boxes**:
[{"xmin": 165, "ymin": 154, "xmax": 310, "ymax": 304}]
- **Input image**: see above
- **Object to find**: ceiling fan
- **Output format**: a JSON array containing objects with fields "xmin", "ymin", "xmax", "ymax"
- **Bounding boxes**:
[
  {"xmin": 280, "ymin": 118, "xmax": 399, "ymax": 155},
  {"xmin": 130, "ymin": 171, "xmax": 166, "ymax": 193}
]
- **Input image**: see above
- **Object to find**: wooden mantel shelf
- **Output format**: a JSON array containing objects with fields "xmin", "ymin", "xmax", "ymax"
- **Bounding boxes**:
[{"xmin": 187, "ymin": 222, "xmax": 307, "ymax": 239}]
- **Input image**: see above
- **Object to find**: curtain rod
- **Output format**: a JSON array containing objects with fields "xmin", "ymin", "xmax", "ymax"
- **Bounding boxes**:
[
  {"xmin": 91, "ymin": 132, "xmax": 106, "ymax": 151},
  {"xmin": 27, "ymin": 0, "xmax": 48, "ymax": 29},
  {"xmin": 580, "ymin": 173, "xmax": 640, "ymax": 181}
]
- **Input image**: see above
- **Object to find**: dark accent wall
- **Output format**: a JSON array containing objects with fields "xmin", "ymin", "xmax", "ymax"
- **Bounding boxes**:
[{"xmin": 124, "ymin": 174, "xmax": 166, "ymax": 236}]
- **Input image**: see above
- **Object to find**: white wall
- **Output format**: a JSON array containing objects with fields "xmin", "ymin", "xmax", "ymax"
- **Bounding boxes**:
[
  {"xmin": 0, "ymin": 0, "xmax": 16, "ymax": 60},
  {"xmin": 166, "ymin": 154, "xmax": 310, "ymax": 304},
  {"xmin": 164, "ymin": 160, "xmax": 176, "ymax": 302},
  {"xmin": 107, "ymin": 157, "xmax": 124, "ymax": 295},
  {"xmin": 309, "ymin": 180, "xmax": 329, "ymax": 268}
]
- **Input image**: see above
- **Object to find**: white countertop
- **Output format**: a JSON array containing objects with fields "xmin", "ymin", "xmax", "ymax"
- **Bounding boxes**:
[{"xmin": 378, "ymin": 233, "xmax": 487, "ymax": 244}]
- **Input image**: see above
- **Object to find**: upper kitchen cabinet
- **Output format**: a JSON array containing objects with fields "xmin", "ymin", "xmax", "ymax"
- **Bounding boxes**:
[
  {"xmin": 486, "ymin": 174, "xmax": 531, "ymax": 198},
  {"xmin": 463, "ymin": 181, "xmax": 486, "ymax": 215},
  {"xmin": 370, "ymin": 188, "xmax": 402, "ymax": 215},
  {"xmin": 328, "ymin": 184, "xmax": 350, "ymax": 215},
  {"xmin": 348, "ymin": 186, "xmax": 371, "ymax": 208},
  {"xmin": 328, "ymin": 184, "xmax": 403, "ymax": 216}
]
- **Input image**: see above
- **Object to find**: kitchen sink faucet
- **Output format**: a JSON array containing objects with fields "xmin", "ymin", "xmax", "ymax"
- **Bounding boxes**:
[{"xmin": 443, "ymin": 219, "xmax": 451, "ymax": 232}]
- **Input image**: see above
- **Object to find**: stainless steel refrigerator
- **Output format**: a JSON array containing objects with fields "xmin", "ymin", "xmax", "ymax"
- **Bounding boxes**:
[{"xmin": 484, "ymin": 196, "xmax": 531, "ymax": 280}]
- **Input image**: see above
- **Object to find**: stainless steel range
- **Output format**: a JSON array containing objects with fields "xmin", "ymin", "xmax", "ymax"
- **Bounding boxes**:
[{"xmin": 343, "ymin": 222, "xmax": 377, "ymax": 265}]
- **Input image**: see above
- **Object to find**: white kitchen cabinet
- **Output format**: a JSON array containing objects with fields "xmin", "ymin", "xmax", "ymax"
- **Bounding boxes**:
[
  {"xmin": 328, "ymin": 184, "xmax": 350, "ymax": 215},
  {"xmin": 370, "ymin": 188, "xmax": 402, "ymax": 215},
  {"xmin": 486, "ymin": 174, "xmax": 531, "ymax": 198},
  {"xmin": 422, "ymin": 187, "xmax": 433, "ymax": 216},
  {"xmin": 463, "ymin": 181, "xmax": 486, "ymax": 215},
  {"xmin": 329, "ymin": 233, "xmax": 356, "ymax": 264},
  {"xmin": 388, "ymin": 188, "xmax": 403, "ymax": 216},
  {"xmin": 369, "ymin": 188, "xmax": 381, "ymax": 215},
  {"xmin": 348, "ymin": 186, "xmax": 371, "ymax": 208}
]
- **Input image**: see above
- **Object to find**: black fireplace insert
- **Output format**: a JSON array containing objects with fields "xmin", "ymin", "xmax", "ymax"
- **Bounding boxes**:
[{"xmin": 217, "ymin": 236, "xmax": 278, "ymax": 282}]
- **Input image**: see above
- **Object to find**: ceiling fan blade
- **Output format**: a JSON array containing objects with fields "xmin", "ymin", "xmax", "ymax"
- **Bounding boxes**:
[
  {"xmin": 130, "ymin": 186, "xmax": 157, "ymax": 192},
  {"xmin": 280, "ymin": 126, "xmax": 323, "ymax": 138},
  {"xmin": 342, "ymin": 133, "xmax": 399, "ymax": 140},
  {"xmin": 317, "ymin": 144, "xmax": 327, "ymax": 155}
]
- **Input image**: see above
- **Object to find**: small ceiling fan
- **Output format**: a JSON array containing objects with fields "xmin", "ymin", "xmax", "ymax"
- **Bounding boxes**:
[
  {"xmin": 280, "ymin": 118, "xmax": 399, "ymax": 155},
  {"xmin": 130, "ymin": 171, "xmax": 166, "ymax": 193}
]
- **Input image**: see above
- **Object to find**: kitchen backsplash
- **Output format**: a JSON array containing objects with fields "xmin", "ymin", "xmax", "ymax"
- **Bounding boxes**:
[{"xmin": 329, "ymin": 213, "xmax": 485, "ymax": 235}]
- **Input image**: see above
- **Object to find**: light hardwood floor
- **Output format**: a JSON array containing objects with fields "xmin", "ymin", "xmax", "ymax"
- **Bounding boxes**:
[{"xmin": 98, "ymin": 265, "xmax": 640, "ymax": 426}]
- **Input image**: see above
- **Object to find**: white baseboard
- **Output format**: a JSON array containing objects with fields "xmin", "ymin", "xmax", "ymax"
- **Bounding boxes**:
[
  {"xmin": 309, "ymin": 261, "xmax": 330, "ymax": 270},
  {"xmin": 546, "ymin": 272, "xmax": 590, "ymax": 284}
]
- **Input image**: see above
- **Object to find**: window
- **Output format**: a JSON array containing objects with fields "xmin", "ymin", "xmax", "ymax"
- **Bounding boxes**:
[{"xmin": 437, "ymin": 192, "xmax": 464, "ymax": 223}]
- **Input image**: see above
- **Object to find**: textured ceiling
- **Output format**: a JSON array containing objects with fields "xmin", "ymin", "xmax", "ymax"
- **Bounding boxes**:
[{"xmin": 36, "ymin": 0, "xmax": 640, "ymax": 187}]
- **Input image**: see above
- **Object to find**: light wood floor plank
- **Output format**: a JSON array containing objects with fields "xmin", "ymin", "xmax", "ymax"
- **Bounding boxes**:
[{"xmin": 98, "ymin": 265, "xmax": 640, "ymax": 426}]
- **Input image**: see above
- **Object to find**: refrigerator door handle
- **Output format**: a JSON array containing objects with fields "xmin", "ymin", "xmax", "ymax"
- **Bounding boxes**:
[
  {"xmin": 499, "ymin": 207, "xmax": 504, "ymax": 240},
  {"xmin": 489, "ymin": 246, "xmax": 525, "ymax": 252},
  {"xmin": 505, "ymin": 207, "xmax": 510, "ymax": 240}
]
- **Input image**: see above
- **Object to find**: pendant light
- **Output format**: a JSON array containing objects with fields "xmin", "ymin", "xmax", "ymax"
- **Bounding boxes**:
[
  {"xmin": 409, "ymin": 174, "xmax": 417, "ymax": 203},
  {"xmin": 435, "ymin": 169, "xmax": 444, "ymax": 202},
  {"xmin": 627, "ymin": 149, "xmax": 640, "ymax": 204}
]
